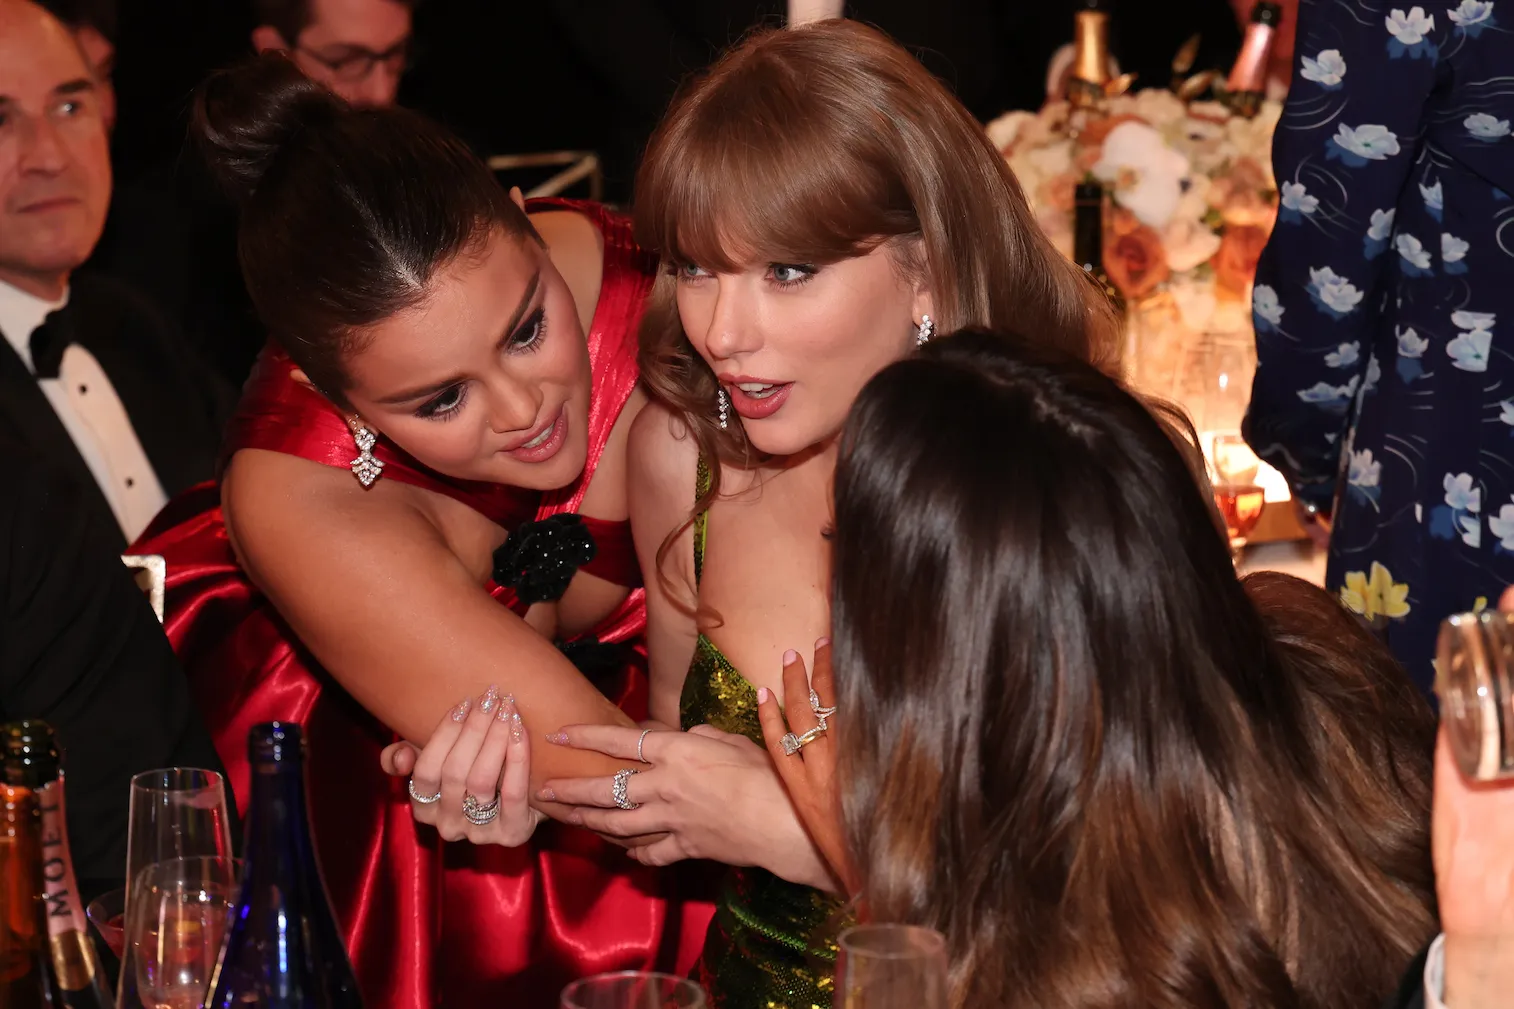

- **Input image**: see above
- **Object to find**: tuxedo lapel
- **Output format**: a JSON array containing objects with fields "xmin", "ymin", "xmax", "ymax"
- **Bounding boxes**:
[{"xmin": 0, "ymin": 333, "xmax": 125, "ymax": 549}]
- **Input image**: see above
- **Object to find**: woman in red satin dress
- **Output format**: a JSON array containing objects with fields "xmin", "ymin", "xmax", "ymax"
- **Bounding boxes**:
[{"xmin": 131, "ymin": 57, "xmax": 711, "ymax": 1007}]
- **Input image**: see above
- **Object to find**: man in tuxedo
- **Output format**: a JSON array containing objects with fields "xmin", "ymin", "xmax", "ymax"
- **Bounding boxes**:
[
  {"xmin": 0, "ymin": 444, "xmax": 227, "ymax": 902},
  {"xmin": 0, "ymin": 0, "xmax": 224, "ymax": 548}
]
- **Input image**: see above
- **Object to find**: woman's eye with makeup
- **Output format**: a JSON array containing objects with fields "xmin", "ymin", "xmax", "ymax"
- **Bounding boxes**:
[
  {"xmin": 676, "ymin": 262, "xmax": 711, "ymax": 282},
  {"xmin": 509, "ymin": 307, "xmax": 547, "ymax": 351},
  {"xmin": 769, "ymin": 263, "xmax": 818, "ymax": 287},
  {"xmin": 416, "ymin": 384, "xmax": 467, "ymax": 420}
]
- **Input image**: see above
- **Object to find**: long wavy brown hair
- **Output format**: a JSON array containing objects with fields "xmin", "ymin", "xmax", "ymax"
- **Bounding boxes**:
[
  {"xmin": 632, "ymin": 19, "xmax": 1119, "ymax": 598},
  {"xmin": 829, "ymin": 331, "xmax": 1437, "ymax": 1009}
]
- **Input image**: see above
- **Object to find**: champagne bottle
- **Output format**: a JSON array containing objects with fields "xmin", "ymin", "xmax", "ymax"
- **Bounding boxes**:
[
  {"xmin": 1073, "ymin": 181, "xmax": 1125, "ymax": 313},
  {"xmin": 1, "ymin": 772, "xmax": 59, "ymax": 1008},
  {"xmin": 204, "ymin": 724, "xmax": 361, "ymax": 1009},
  {"xmin": 2, "ymin": 722, "xmax": 110, "ymax": 1009},
  {"xmin": 1067, "ymin": 0, "xmax": 1114, "ymax": 109},
  {"xmin": 1224, "ymin": 1, "xmax": 1282, "ymax": 118}
]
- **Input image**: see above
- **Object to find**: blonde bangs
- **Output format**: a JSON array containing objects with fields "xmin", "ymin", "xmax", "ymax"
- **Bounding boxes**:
[{"xmin": 634, "ymin": 50, "xmax": 915, "ymax": 272}]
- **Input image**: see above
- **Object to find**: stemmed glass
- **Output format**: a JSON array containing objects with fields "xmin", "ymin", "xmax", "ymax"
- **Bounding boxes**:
[
  {"xmin": 834, "ymin": 924, "xmax": 950, "ymax": 1009},
  {"xmin": 1210, "ymin": 432, "xmax": 1265, "ymax": 561},
  {"xmin": 117, "ymin": 769, "xmax": 234, "ymax": 1009},
  {"xmin": 559, "ymin": 972, "xmax": 708, "ymax": 1009},
  {"xmin": 129, "ymin": 857, "xmax": 241, "ymax": 1009}
]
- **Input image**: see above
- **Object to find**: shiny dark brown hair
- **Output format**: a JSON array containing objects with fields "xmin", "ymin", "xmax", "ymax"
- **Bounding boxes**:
[
  {"xmin": 192, "ymin": 54, "xmax": 534, "ymax": 406},
  {"xmin": 633, "ymin": 19, "xmax": 1120, "ymax": 598},
  {"xmin": 829, "ymin": 331, "xmax": 1437, "ymax": 1009}
]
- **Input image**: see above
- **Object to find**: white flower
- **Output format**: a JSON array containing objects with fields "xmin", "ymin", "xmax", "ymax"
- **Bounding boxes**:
[
  {"xmin": 1170, "ymin": 276, "xmax": 1218, "ymax": 331},
  {"xmin": 1309, "ymin": 266, "xmax": 1365, "ymax": 315},
  {"xmin": 1443, "ymin": 233, "xmax": 1471, "ymax": 263},
  {"xmin": 1130, "ymin": 88, "xmax": 1189, "ymax": 128},
  {"xmin": 1326, "ymin": 342, "xmax": 1361, "ymax": 368},
  {"xmin": 1466, "ymin": 113, "xmax": 1512, "ymax": 139},
  {"xmin": 1350, "ymin": 449, "xmax": 1382, "ymax": 487},
  {"xmin": 1365, "ymin": 354, "xmax": 1383, "ymax": 391},
  {"xmin": 1092, "ymin": 121, "xmax": 1192, "ymax": 230},
  {"xmin": 1395, "ymin": 233, "xmax": 1433, "ymax": 269},
  {"xmin": 1449, "ymin": 1, "xmax": 1496, "ymax": 27},
  {"xmin": 1387, "ymin": 6, "xmax": 1436, "ymax": 44},
  {"xmin": 1253, "ymin": 284, "xmax": 1284, "ymax": 325},
  {"xmin": 1301, "ymin": 49, "xmax": 1347, "ymax": 86},
  {"xmin": 1333, "ymin": 123, "xmax": 1402, "ymax": 161},
  {"xmin": 984, "ymin": 110, "xmax": 1035, "ymax": 152},
  {"xmin": 1398, "ymin": 326, "xmax": 1429, "ymax": 357},
  {"xmin": 1298, "ymin": 381, "xmax": 1355, "ymax": 403},
  {"xmin": 1445, "ymin": 472, "xmax": 1482, "ymax": 513},
  {"xmin": 1502, "ymin": 399, "xmax": 1514, "ymax": 425},
  {"xmin": 1461, "ymin": 514, "xmax": 1483, "ymax": 548},
  {"xmin": 1368, "ymin": 208, "xmax": 1397, "ymax": 241},
  {"xmin": 1280, "ymin": 181, "xmax": 1320, "ymax": 215},
  {"xmin": 1448, "ymin": 328, "xmax": 1493, "ymax": 371},
  {"xmin": 1421, "ymin": 180, "xmax": 1444, "ymax": 211},
  {"xmin": 1162, "ymin": 217, "xmax": 1223, "ymax": 274},
  {"xmin": 1453, "ymin": 310, "xmax": 1497, "ymax": 331},
  {"xmin": 1490, "ymin": 502, "xmax": 1514, "ymax": 549}
]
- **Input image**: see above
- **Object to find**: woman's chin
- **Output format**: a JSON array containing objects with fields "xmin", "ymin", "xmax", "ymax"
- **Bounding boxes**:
[{"xmin": 482, "ymin": 435, "xmax": 588, "ymax": 492}]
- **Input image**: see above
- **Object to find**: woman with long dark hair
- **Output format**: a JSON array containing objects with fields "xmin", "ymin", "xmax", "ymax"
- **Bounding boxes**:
[{"xmin": 758, "ymin": 331, "xmax": 1439, "ymax": 1008}]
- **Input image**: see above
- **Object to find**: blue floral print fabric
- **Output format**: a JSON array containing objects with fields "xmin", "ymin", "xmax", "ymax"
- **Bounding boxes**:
[{"xmin": 1245, "ymin": 0, "xmax": 1514, "ymax": 690}]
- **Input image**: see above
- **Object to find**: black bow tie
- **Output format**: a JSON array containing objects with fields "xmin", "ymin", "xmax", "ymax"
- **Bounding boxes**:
[{"xmin": 28, "ymin": 308, "xmax": 72, "ymax": 380}]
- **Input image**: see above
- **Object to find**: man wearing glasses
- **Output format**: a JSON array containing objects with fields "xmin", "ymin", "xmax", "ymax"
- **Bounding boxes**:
[{"xmin": 252, "ymin": 0, "xmax": 413, "ymax": 108}]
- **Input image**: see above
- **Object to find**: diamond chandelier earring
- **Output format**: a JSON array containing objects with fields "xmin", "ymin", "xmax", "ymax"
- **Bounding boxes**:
[
  {"xmin": 348, "ymin": 417, "xmax": 385, "ymax": 488},
  {"xmin": 916, "ymin": 314, "xmax": 934, "ymax": 348},
  {"xmin": 716, "ymin": 388, "xmax": 730, "ymax": 431}
]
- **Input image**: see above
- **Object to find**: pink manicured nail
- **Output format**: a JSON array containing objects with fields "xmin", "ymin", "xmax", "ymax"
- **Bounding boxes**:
[
  {"xmin": 546, "ymin": 732, "xmax": 569, "ymax": 745},
  {"xmin": 497, "ymin": 695, "xmax": 515, "ymax": 723},
  {"xmin": 537, "ymin": 787, "xmax": 556, "ymax": 801},
  {"xmin": 757, "ymin": 687, "xmax": 770, "ymax": 704},
  {"xmin": 450, "ymin": 697, "xmax": 472, "ymax": 722},
  {"xmin": 478, "ymin": 683, "xmax": 500, "ymax": 715},
  {"xmin": 816, "ymin": 637, "xmax": 831, "ymax": 649},
  {"xmin": 782, "ymin": 649, "xmax": 798, "ymax": 666}
]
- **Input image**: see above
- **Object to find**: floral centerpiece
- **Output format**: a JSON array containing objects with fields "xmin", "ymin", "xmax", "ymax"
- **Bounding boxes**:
[{"xmin": 986, "ymin": 90, "xmax": 1283, "ymax": 409}]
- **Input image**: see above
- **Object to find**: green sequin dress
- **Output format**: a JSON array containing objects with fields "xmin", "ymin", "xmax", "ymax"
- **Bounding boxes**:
[{"xmin": 681, "ymin": 459, "xmax": 843, "ymax": 1009}]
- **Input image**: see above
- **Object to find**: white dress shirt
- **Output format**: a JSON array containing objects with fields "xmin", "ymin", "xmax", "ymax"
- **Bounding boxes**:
[
  {"xmin": 0, "ymin": 279, "xmax": 167, "ymax": 543},
  {"xmin": 787, "ymin": 0, "xmax": 844, "ymax": 26}
]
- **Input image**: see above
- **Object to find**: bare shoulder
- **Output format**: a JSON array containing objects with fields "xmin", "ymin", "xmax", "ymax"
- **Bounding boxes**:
[
  {"xmin": 530, "ymin": 208, "xmax": 604, "ymax": 333},
  {"xmin": 628, "ymin": 398, "xmax": 699, "ymax": 519},
  {"xmin": 577, "ymin": 384, "xmax": 648, "ymax": 522}
]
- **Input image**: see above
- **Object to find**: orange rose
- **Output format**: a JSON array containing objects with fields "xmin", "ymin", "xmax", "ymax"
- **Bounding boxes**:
[
  {"xmin": 1039, "ymin": 173, "xmax": 1077, "ymax": 213},
  {"xmin": 1078, "ymin": 113, "xmax": 1147, "ymax": 150},
  {"xmin": 1104, "ymin": 223, "xmax": 1170, "ymax": 300},
  {"xmin": 1213, "ymin": 225, "xmax": 1270, "ymax": 298}
]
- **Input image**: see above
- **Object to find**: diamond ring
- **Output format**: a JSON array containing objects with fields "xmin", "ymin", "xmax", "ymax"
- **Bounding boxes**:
[
  {"xmin": 408, "ymin": 778, "xmax": 441, "ymax": 804},
  {"xmin": 780, "ymin": 724, "xmax": 828, "ymax": 756},
  {"xmin": 462, "ymin": 791, "xmax": 500, "ymax": 826},
  {"xmin": 636, "ymin": 728, "xmax": 653, "ymax": 764},
  {"xmin": 612, "ymin": 768, "xmax": 640, "ymax": 810}
]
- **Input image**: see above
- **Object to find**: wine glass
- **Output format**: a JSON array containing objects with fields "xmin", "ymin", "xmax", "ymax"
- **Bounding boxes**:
[
  {"xmin": 118, "ymin": 770, "xmax": 234, "ymax": 1009},
  {"xmin": 1210, "ymin": 432, "xmax": 1265, "ymax": 560},
  {"xmin": 559, "ymin": 972, "xmax": 708, "ymax": 1009},
  {"xmin": 87, "ymin": 887, "xmax": 128, "ymax": 959},
  {"xmin": 835, "ymin": 924, "xmax": 950, "ymax": 1009},
  {"xmin": 1437, "ymin": 610, "xmax": 1514, "ymax": 781},
  {"xmin": 129, "ymin": 857, "xmax": 240, "ymax": 1009}
]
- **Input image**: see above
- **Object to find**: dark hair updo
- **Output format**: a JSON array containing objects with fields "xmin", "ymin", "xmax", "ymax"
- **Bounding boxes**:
[{"xmin": 193, "ymin": 54, "xmax": 535, "ymax": 406}]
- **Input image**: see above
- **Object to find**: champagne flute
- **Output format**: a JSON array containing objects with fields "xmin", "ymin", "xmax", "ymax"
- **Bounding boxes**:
[
  {"xmin": 130, "ymin": 857, "xmax": 240, "ymax": 1009},
  {"xmin": 1437, "ymin": 610, "xmax": 1514, "ymax": 781},
  {"xmin": 559, "ymin": 971, "xmax": 708, "ymax": 1009},
  {"xmin": 835, "ymin": 924, "xmax": 950, "ymax": 1009},
  {"xmin": 118, "ymin": 770, "xmax": 233, "ymax": 1009}
]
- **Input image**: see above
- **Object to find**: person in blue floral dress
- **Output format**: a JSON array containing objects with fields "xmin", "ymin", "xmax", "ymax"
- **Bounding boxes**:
[{"xmin": 1245, "ymin": 0, "xmax": 1514, "ymax": 692}]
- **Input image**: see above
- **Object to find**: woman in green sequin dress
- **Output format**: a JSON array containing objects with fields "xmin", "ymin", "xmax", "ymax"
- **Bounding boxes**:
[{"xmin": 568, "ymin": 21, "xmax": 1117, "ymax": 1009}]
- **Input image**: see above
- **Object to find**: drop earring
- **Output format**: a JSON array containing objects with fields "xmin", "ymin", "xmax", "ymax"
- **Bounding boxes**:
[
  {"xmin": 717, "ymin": 388, "xmax": 730, "ymax": 431},
  {"xmin": 916, "ymin": 314, "xmax": 934, "ymax": 348},
  {"xmin": 348, "ymin": 417, "xmax": 385, "ymax": 487}
]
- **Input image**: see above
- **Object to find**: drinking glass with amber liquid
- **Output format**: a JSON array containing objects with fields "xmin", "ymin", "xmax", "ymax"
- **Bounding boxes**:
[{"xmin": 1211, "ymin": 433, "xmax": 1265, "ymax": 559}]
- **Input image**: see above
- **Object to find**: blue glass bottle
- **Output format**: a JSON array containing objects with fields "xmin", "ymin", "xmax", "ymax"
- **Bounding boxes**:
[{"xmin": 205, "ymin": 723, "xmax": 362, "ymax": 1009}]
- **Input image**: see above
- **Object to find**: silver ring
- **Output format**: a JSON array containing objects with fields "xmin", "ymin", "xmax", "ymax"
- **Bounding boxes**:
[
  {"xmin": 780, "ymin": 723, "xmax": 828, "ymax": 756},
  {"xmin": 408, "ymin": 778, "xmax": 441, "ymax": 804},
  {"xmin": 462, "ymin": 791, "xmax": 500, "ymax": 825},
  {"xmin": 636, "ymin": 728, "xmax": 653, "ymax": 764},
  {"xmin": 611, "ymin": 768, "xmax": 640, "ymax": 810},
  {"xmin": 809, "ymin": 690, "xmax": 838, "ymax": 729}
]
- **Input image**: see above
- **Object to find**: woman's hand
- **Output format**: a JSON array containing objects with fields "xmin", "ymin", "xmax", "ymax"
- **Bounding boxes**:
[
  {"xmin": 539, "ymin": 722, "xmax": 837, "ymax": 891},
  {"xmin": 755, "ymin": 640, "xmax": 858, "ymax": 896},
  {"xmin": 378, "ymin": 685, "xmax": 543, "ymax": 847}
]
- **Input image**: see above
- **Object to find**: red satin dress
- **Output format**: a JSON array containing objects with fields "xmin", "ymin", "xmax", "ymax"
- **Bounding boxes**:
[{"xmin": 132, "ymin": 199, "xmax": 714, "ymax": 1008}]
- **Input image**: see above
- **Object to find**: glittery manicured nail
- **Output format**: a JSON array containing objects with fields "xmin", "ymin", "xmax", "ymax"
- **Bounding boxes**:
[
  {"xmin": 478, "ymin": 683, "xmax": 500, "ymax": 715},
  {"xmin": 546, "ymin": 732, "xmax": 569, "ymax": 745},
  {"xmin": 510, "ymin": 711, "xmax": 524, "ymax": 742},
  {"xmin": 496, "ymin": 694, "xmax": 516, "ymax": 723},
  {"xmin": 537, "ymin": 787, "xmax": 556, "ymax": 802},
  {"xmin": 450, "ymin": 697, "xmax": 472, "ymax": 722}
]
